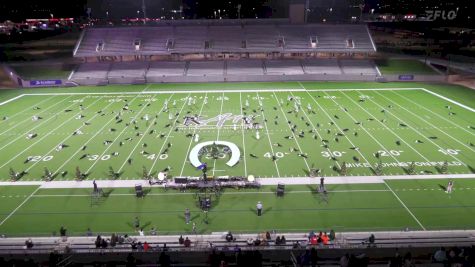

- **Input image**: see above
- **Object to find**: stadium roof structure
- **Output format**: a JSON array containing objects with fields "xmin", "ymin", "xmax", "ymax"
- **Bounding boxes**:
[{"xmin": 73, "ymin": 22, "xmax": 377, "ymax": 57}]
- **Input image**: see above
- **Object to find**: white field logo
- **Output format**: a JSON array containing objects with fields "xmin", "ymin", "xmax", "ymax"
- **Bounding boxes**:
[{"xmin": 425, "ymin": 10, "xmax": 457, "ymax": 21}]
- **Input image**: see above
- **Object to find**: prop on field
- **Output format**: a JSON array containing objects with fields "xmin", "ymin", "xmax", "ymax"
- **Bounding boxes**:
[
  {"xmin": 75, "ymin": 166, "xmax": 85, "ymax": 181},
  {"xmin": 439, "ymin": 160, "xmax": 449, "ymax": 174},
  {"xmin": 108, "ymin": 166, "xmax": 119, "ymax": 179},
  {"xmin": 373, "ymin": 160, "xmax": 383, "ymax": 176},
  {"xmin": 339, "ymin": 162, "xmax": 348, "ymax": 176},
  {"xmin": 407, "ymin": 162, "xmax": 416, "ymax": 175},
  {"xmin": 43, "ymin": 167, "xmax": 53, "ymax": 181},
  {"xmin": 9, "ymin": 167, "xmax": 20, "ymax": 181}
]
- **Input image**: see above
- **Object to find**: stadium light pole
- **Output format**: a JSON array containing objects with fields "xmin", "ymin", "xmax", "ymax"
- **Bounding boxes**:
[{"xmin": 142, "ymin": 0, "xmax": 147, "ymax": 25}]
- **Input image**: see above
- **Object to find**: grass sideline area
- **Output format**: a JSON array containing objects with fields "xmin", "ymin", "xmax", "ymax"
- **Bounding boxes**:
[
  {"xmin": 375, "ymin": 59, "xmax": 438, "ymax": 75},
  {"xmin": 1, "ymin": 179, "xmax": 475, "ymax": 236},
  {"xmin": 9, "ymin": 63, "xmax": 76, "ymax": 80},
  {"xmin": 0, "ymin": 81, "xmax": 474, "ymax": 236}
]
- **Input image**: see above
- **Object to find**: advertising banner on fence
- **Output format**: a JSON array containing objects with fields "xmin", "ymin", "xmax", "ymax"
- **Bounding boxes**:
[
  {"xmin": 398, "ymin": 75, "xmax": 414, "ymax": 81},
  {"xmin": 29, "ymin": 80, "xmax": 62, "ymax": 86}
]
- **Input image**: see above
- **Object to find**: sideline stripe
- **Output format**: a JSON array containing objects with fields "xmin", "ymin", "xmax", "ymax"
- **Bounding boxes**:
[
  {"xmin": 20, "ymin": 87, "xmax": 422, "ymax": 96},
  {"xmin": 31, "ymin": 189, "xmax": 391, "ymax": 198},
  {"xmin": 422, "ymin": 88, "xmax": 475, "ymax": 113},
  {"xmin": 0, "ymin": 94, "xmax": 25, "ymax": 106}
]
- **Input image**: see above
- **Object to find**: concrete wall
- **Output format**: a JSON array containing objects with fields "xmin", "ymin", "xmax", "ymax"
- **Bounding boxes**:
[{"xmin": 382, "ymin": 75, "xmax": 446, "ymax": 82}]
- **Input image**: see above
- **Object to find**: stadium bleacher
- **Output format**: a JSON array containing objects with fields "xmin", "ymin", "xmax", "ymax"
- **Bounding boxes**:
[
  {"xmin": 70, "ymin": 21, "xmax": 379, "ymax": 85},
  {"xmin": 187, "ymin": 61, "xmax": 224, "ymax": 76},
  {"xmin": 265, "ymin": 60, "xmax": 304, "ymax": 75},
  {"xmin": 74, "ymin": 22, "xmax": 376, "ymax": 57},
  {"xmin": 302, "ymin": 59, "xmax": 342, "ymax": 75}
]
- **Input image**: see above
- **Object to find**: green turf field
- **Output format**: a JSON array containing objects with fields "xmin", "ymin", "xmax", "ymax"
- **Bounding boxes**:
[
  {"xmin": 0, "ymin": 84, "xmax": 474, "ymax": 180},
  {"xmin": 1, "ymin": 179, "xmax": 475, "ymax": 236},
  {"xmin": 376, "ymin": 59, "xmax": 438, "ymax": 75},
  {"xmin": 0, "ymin": 81, "xmax": 474, "ymax": 236}
]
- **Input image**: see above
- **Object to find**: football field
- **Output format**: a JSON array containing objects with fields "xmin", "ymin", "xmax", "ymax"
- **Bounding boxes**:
[{"xmin": 0, "ymin": 81, "xmax": 474, "ymax": 236}]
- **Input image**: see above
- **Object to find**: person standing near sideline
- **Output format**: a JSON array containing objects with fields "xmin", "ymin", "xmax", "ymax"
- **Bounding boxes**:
[
  {"xmin": 256, "ymin": 201, "xmax": 263, "ymax": 216},
  {"xmin": 446, "ymin": 180, "xmax": 453, "ymax": 194},
  {"xmin": 319, "ymin": 177, "xmax": 326, "ymax": 193},
  {"xmin": 185, "ymin": 208, "xmax": 191, "ymax": 224}
]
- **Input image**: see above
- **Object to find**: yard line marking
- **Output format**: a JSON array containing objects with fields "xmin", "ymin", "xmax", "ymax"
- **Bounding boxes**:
[
  {"xmin": 339, "ymin": 91, "xmax": 432, "ymax": 163},
  {"xmin": 364, "ymin": 91, "xmax": 468, "ymax": 166},
  {"xmin": 84, "ymin": 95, "xmax": 155, "ymax": 175},
  {"xmin": 0, "ymin": 95, "xmax": 57, "ymax": 134},
  {"xmin": 147, "ymin": 94, "xmax": 189, "ymax": 175},
  {"xmin": 239, "ymin": 92, "xmax": 248, "ymax": 177},
  {"xmin": 290, "ymin": 91, "xmax": 341, "ymax": 169},
  {"xmin": 0, "ymin": 186, "xmax": 40, "ymax": 226},
  {"xmin": 25, "ymin": 97, "xmax": 118, "ymax": 174},
  {"xmin": 327, "ymin": 91, "xmax": 407, "ymax": 167},
  {"xmin": 421, "ymin": 88, "xmax": 475, "ymax": 113},
  {"xmin": 393, "ymin": 90, "xmax": 475, "ymax": 137},
  {"xmin": 51, "ymin": 108, "xmax": 128, "ymax": 178},
  {"xmin": 303, "ymin": 89, "xmax": 373, "ymax": 171},
  {"xmin": 383, "ymin": 181, "xmax": 426, "ymax": 231},
  {"xmin": 212, "ymin": 93, "xmax": 226, "ymax": 177},
  {"xmin": 0, "ymin": 96, "xmax": 74, "ymax": 151},
  {"xmin": 177, "ymin": 93, "xmax": 208, "ymax": 176},
  {"xmin": 52, "ymin": 94, "xmax": 151, "ymax": 177},
  {"xmin": 271, "ymin": 92, "xmax": 311, "ymax": 172},
  {"xmin": 256, "ymin": 92, "xmax": 281, "ymax": 177},
  {"xmin": 0, "ymin": 97, "xmax": 91, "ymax": 170},
  {"xmin": 118, "ymin": 94, "xmax": 175, "ymax": 173}
]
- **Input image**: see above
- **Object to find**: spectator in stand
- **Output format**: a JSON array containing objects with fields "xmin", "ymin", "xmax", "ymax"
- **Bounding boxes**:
[
  {"xmin": 404, "ymin": 252, "xmax": 415, "ymax": 267},
  {"xmin": 317, "ymin": 234, "xmax": 323, "ymax": 245},
  {"xmin": 310, "ymin": 235, "xmax": 318, "ymax": 245},
  {"xmin": 329, "ymin": 229, "xmax": 336, "ymax": 241},
  {"xmin": 95, "ymin": 235, "xmax": 102, "ymax": 248},
  {"xmin": 388, "ymin": 250, "xmax": 402, "ymax": 267},
  {"xmin": 110, "ymin": 233, "xmax": 117, "ymax": 247},
  {"xmin": 179, "ymin": 235, "xmax": 184, "ymax": 245},
  {"xmin": 340, "ymin": 253, "xmax": 349, "ymax": 267},
  {"xmin": 280, "ymin": 235, "xmax": 286, "ymax": 245},
  {"xmin": 225, "ymin": 232, "xmax": 234, "ymax": 242},
  {"xmin": 308, "ymin": 230, "xmax": 316, "ymax": 240},
  {"xmin": 246, "ymin": 238, "xmax": 254, "ymax": 246},
  {"xmin": 101, "ymin": 238, "xmax": 108, "ymax": 248},
  {"xmin": 322, "ymin": 232, "xmax": 329, "ymax": 245},
  {"xmin": 184, "ymin": 237, "xmax": 191, "ymax": 247},
  {"xmin": 367, "ymin": 234, "xmax": 376, "ymax": 247},
  {"xmin": 275, "ymin": 236, "xmax": 281, "ymax": 245},
  {"xmin": 143, "ymin": 241, "xmax": 150, "ymax": 252},
  {"xmin": 24, "ymin": 238, "xmax": 33, "ymax": 249},
  {"xmin": 265, "ymin": 231, "xmax": 271, "ymax": 241}
]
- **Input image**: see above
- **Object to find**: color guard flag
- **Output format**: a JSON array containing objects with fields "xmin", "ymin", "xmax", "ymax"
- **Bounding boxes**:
[{"xmin": 197, "ymin": 162, "xmax": 207, "ymax": 170}]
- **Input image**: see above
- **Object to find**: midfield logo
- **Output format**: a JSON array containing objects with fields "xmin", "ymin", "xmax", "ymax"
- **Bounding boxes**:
[{"xmin": 184, "ymin": 113, "xmax": 261, "ymax": 129}]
